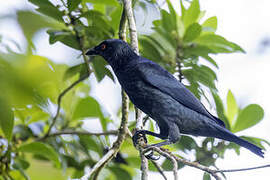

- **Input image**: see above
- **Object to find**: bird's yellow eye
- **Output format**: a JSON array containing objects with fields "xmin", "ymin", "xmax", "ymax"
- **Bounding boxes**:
[{"xmin": 101, "ymin": 44, "xmax": 106, "ymax": 50}]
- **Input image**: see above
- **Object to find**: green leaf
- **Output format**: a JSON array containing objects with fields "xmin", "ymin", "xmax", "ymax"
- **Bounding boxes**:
[
  {"xmin": 67, "ymin": 0, "xmax": 81, "ymax": 11},
  {"xmin": 83, "ymin": 0, "xmax": 118, "ymax": 6},
  {"xmin": 183, "ymin": 45, "xmax": 218, "ymax": 67},
  {"xmin": 183, "ymin": 23, "xmax": 202, "ymax": 42},
  {"xmin": 63, "ymin": 63, "xmax": 87, "ymax": 80},
  {"xmin": 17, "ymin": 11, "xmax": 64, "ymax": 46},
  {"xmin": 176, "ymin": 136, "xmax": 197, "ymax": 150},
  {"xmin": 166, "ymin": 0, "xmax": 177, "ymax": 31},
  {"xmin": 47, "ymin": 29, "xmax": 80, "ymax": 50},
  {"xmin": 211, "ymin": 91, "xmax": 230, "ymax": 129},
  {"xmin": 203, "ymin": 172, "xmax": 211, "ymax": 180},
  {"xmin": 226, "ymin": 90, "xmax": 238, "ymax": 127},
  {"xmin": 195, "ymin": 34, "xmax": 245, "ymax": 53},
  {"xmin": 29, "ymin": 0, "xmax": 64, "ymax": 22},
  {"xmin": 79, "ymin": 135, "xmax": 103, "ymax": 156},
  {"xmin": 139, "ymin": 37, "xmax": 163, "ymax": 63},
  {"xmin": 161, "ymin": 159, "xmax": 184, "ymax": 171},
  {"xmin": 18, "ymin": 142, "xmax": 60, "ymax": 167},
  {"xmin": 183, "ymin": 0, "xmax": 200, "ymax": 28},
  {"xmin": 160, "ymin": 9, "xmax": 175, "ymax": 33},
  {"xmin": 109, "ymin": 166, "xmax": 132, "ymax": 180},
  {"xmin": 180, "ymin": 0, "xmax": 186, "ymax": 18},
  {"xmin": 92, "ymin": 56, "xmax": 114, "ymax": 82},
  {"xmin": 202, "ymin": 16, "xmax": 217, "ymax": 33},
  {"xmin": 72, "ymin": 96, "xmax": 103, "ymax": 120},
  {"xmin": 232, "ymin": 104, "xmax": 264, "ymax": 133},
  {"xmin": 109, "ymin": 4, "xmax": 122, "ymax": 32},
  {"xmin": 0, "ymin": 99, "xmax": 14, "ymax": 141}
]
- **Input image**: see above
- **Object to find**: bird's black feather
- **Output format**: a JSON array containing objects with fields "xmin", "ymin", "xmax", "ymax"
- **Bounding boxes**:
[{"xmin": 86, "ymin": 39, "xmax": 264, "ymax": 158}]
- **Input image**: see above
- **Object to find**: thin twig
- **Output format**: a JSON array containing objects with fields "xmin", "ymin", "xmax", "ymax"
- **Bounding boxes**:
[
  {"xmin": 214, "ymin": 164, "xmax": 270, "ymax": 173},
  {"xmin": 71, "ymin": 17, "xmax": 92, "ymax": 75},
  {"xmin": 81, "ymin": 5, "xmax": 130, "ymax": 180},
  {"xmin": 151, "ymin": 160, "xmax": 167, "ymax": 180},
  {"xmin": 41, "ymin": 130, "xmax": 118, "ymax": 139},
  {"xmin": 144, "ymin": 147, "xmax": 178, "ymax": 180},
  {"xmin": 43, "ymin": 74, "xmax": 89, "ymax": 139},
  {"xmin": 85, "ymin": 85, "xmax": 130, "ymax": 180},
  {"xmin": 143, "ymin": 146, "xmax": 270, "ymax": 180}
]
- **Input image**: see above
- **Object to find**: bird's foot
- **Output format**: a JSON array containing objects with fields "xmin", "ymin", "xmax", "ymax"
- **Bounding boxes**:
[
  {"xmin": 132, "ymin": 130, "xmax": 148, "ymax": 148},
  {"xmin": 132, "ymin": 130, "xmax": 161, "ymax": 160}
]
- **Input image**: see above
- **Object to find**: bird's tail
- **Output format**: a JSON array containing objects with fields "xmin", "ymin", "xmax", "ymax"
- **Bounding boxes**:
[{"xmin": 213, "ymin": 127, "xmax": 264, "ymax": 158}]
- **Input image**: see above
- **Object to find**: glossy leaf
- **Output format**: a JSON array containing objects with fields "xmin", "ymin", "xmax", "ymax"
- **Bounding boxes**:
[
  {"xmin": 91, "ymin": 56, "xmax": 115, "ymax": 82},
  {"xmin": 183, "ymin": 45, "xmax": 218, "ymax": 67},
  {"xmin": 18, "ymin": 142, "xmax": 60, "ymax": 167},
  {"xmin": 180, "ymin": 0, "xmax": 186, "ymax": 18},
  {"xmin": 63, "ymin": 63, "xmax": 87, "ymax": 80},
  {"xmin": 183, "ymin": 23, "xmax": 202, "ymax": 42},
  {"xmin": 183, "ymin": 0, "xmax": 200, "ymax": 28},
  {"xmin": 211, "ymin": 91, "xmax": 230, "ymax": 129},
  {"xmin": 202, "ymin": 16, "xmax": 217, "ymax": 33},
  {"xmin": 226, "ymin": 90, "xmax": 238, "ymax": 127},
  {"xmin": 29, "ymin": 0, "xmax": 64, "ymax": 22},
  {"xmin": 0, "ymin": 99, "xmax": 14, "ymax": 141},
  {"xmin": 72, "ymin": 96, "xmax": 103, "ymax": 120},
  {"xmin": 176, "ymin": 136, "xmax": 197, "ymax": 151},
  {"xmin": 195, "ymin": 34, "xmax": 245, "ymax": 53},
  {"xmin": 232, "ymin": 104, "xmax": 264, "ymax": 133},
  {"xmin": 17, "ymin": 11, "xmax": 64, "ymax": 44},
  {"xmin": 166, "ymin": 0, "xmax": 177, "ymax": 31},
  {"xmin": 47, "ymin": 29, "xmax": 80, "ymax": 50}
]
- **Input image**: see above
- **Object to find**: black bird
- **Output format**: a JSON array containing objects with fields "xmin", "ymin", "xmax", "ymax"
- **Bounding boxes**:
[{"xmin": 86, "ymin": 39, "xmax": 264, "ymax": 158}]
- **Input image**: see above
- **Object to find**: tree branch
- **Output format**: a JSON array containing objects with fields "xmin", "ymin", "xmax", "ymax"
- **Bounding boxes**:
[
  {"xmin": 42, "ymin": 74, "xmax": 89, "ymax": 139},
  {"xmin": 41, "ymin": 130, "xmax": 118, "ymax": 139},
  {"xmin": 43, "ymin": 10, "xmax": 93, "ymax": 139},
  {"xmin": 213, "ymin": 164, "xmax": 270, "ymax": 173},
  {"xmin": 81, "ymin": 4, "xmax": 130, "ymax": 179},
  {"xmin": 122, "ymin": 0, "xmax": 149, "ymax": 179},
  {"xmin": 151, "ymin": 160, "xmax": 167, "ymax": 180},
  {"xmin": 144, "ymin": 146, "xmax": 220, "ymax": 180},
  {"xmin": 144, "ymin": 146, "xmax": 270, "ymax": 180}
]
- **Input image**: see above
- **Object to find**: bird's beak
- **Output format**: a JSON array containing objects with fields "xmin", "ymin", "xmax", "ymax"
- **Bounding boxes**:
[{"xmin": 86, "ymin": 48, "xmax": 97, "ymax": 56}]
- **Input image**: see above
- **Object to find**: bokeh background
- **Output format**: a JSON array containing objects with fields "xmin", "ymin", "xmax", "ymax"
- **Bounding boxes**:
[{"xmin": 0, "ymin": 0, "xmax": 269, "ymax": 179}]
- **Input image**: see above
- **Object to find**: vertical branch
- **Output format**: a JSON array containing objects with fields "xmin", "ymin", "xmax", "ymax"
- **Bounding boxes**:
[
  {"xmin": 123, "ymin": 0, "xmax": 139, "ymax": 54},
  {"xmin": 122, "ymin": 0, "xmax": 148, "ymax": 180},
  {"xmin": 82, "ymin": 5, "xmax": 130, "ymax": 180}
]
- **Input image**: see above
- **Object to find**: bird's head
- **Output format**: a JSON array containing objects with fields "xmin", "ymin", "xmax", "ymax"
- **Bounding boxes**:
[{"xmin": 86, "ymin": 39, "xmax": 137, "ymax": 68}]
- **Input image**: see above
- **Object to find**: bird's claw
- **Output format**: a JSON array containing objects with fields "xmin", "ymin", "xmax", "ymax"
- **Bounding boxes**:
[
  {"xmin": 132, "ymin": 130, "xmax": 148, "ymax": 148},
  {"xmin": 132, "ymin": 131, "xmax": 160, "ymax": 160}
]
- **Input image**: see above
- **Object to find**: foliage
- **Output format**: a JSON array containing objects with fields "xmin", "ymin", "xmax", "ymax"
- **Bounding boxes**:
[{"xmin": 0, "ymin": 0, "xmax": 268, "ymax": 179}]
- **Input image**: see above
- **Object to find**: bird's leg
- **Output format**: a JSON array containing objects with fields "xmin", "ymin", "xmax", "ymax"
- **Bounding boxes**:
[
  {"xmin": 132, "ymin": 130, "xmax": 166, "ymax": 147},
  {"xmin": 148, "ymin": 140, "xmax": 174, "ymax": 147},
  {"xmin": 132, "ymin": 130, "xmax": 167, "ymax": 160},
  {"xmin": 146, "ymin": 124, "xmax": 181, "ymax": 159}
]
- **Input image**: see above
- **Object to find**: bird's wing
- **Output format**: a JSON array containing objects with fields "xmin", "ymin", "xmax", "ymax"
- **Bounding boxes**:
[{"xmin": 137, "ymin": 60, "xmax": 225, "ymax": 127}]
